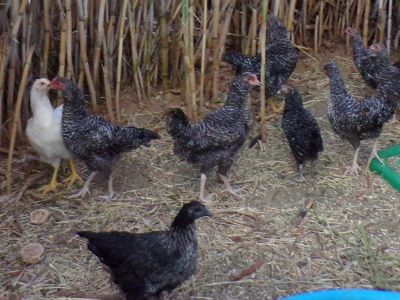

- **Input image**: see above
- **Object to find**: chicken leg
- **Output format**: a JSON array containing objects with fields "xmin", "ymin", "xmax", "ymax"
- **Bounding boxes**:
[
  {"xmin": 40, "ymin": 164, "xmax": 62, "ymax": 194},
  {"xmin": 199, "ymin": 173, "xmax": 214, "ymax": 203},
  {"xmin": 64, "ymin": 160, "xmax": 84, "ymax": 188},
  {"xmin": 99, "ymin": 175, "xmax": 115, "ymax": 201},
  {"xmin": 344, "ymin": 147, "xmax": 361, "ymax": 175},
  {"xmin": 297, "ymin": 164, "xmax": 305, "ymax": 182},
  {"xmin": 368, "ymin": 139, "xmax": 384, "ymax": 166},
  {"xmin": 219, "ymin": 174, "xmax": 244, "ymax": 199},
  {"xmin": 69, "ymin": 171, "xmax": 97, "ymax": 199}
]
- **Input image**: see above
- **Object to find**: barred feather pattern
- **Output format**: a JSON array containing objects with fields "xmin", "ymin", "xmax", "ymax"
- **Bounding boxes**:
[
  {"xmin": 325, "ymin": 62, "xmax": 395, "ymax": 148},
  {"xmin": 223, "ymin": 15, "xmax": 298, "ymax": 96},
  {"xmin": 59, "ymin": 78, "xmax": 159, "ymax": 177},
  {"xmin": 281, "ymin": 88, "xmax": 323, "ymax": 166},
  {"xmin": 77, "ymin": 201, "xmax": 211, "ymax": 300},
  {"xmin": 167, "ymin": 73, "xmax": 254, "ymax": 176}
]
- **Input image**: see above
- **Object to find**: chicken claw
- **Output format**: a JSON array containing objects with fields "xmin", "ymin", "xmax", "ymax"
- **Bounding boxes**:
[
  {"xmin": 64, "ymin": 160, "xmax": 84, "ymax": 188},
  {"xmin": 344, "ymin": 163, "xmax": 362, "ymax": 176},
  {"xmin": 68, "ymin": 171, "xmax": 97, "ymax": 199},
  {"xmin": 39, "ymin": 181, "xmax": 62, "ymax": 195},
  {"xmin": 220, "ymin": 175, "xmax": 245, "ymax": 199}
]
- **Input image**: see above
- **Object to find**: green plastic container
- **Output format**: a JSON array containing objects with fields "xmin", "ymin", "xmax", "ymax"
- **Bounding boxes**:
[{"xmin": 369, "ymin": 144, "xmax": 400, "ymax": 191}]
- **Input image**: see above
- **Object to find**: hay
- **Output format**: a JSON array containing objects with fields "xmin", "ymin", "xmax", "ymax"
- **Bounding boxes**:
[{"xmin": 1, "ymin": 55, "xmax": 400, "ymax": 299}]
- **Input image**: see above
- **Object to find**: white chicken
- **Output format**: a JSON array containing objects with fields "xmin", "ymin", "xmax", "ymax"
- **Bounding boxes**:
[{"xmin": 26, "ymin": 78, "xmax": 83, "ymax": 194}]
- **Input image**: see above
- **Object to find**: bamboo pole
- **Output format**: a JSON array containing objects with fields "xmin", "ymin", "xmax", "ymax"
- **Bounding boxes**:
[
  {"xmin": 92, "ymin": 0, "xmax": 106, "ymax": 87},
  {"xmin": 76, "ymin": 0, "xmax": 97, "ymax": 110},
  {"xmin": 159, "ymin": 0, "xmax": 169, "ymax": 102},
  {"xmin": 199, "ymin": 0, "xmax": 208, "ymax": 116},
  {"xmin": 102, "ymin": 64, "xmax": 115, "ymax": 122},
  {"xmin": 6, "ymin": 46, "xmax": 34, "ymax": 194},
  {"xmin": 363, "ymin": 0, "xmax": 371, "ymax": 46},
  {"xmin": 65, "ymin": 0, "xmax": 74, "ymax": 79},
  {"xmin": 259, "ymin": 0, "xmax": 269, "ymax": 143},
  {"xmin": 41, "ymin": 0, "xmax": 50, "ymax": 76},
  {"xmin": 115, "ymin": 0, "xmax": 128, "ymax": 123},
  {"xmin": 211, "ymin": 0, "xmax": 220, "ymax": 101},
  {"xmin": 387, "ymin": 0, "xmax": 392, "ymax": 55}
]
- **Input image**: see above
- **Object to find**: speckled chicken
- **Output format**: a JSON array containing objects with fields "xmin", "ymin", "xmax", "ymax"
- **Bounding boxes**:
[
  {"xmin": 223, "ymin": 15, "xmax": 298, "ymax": 99},
  {"xmin": 345, "ymin": 28, "xmax": 389, "ymax": 89},
  {"xmin": 324, "ymin": 62, "xmax": 396, "ymax": 175},
  {"xmin": 49, "ymin": 78, "xmax": 160, "ymax": 200},
  {"xmin": 166, "ymin": 72, "xmax": 260, "ymax": 201},
  {"xmin": 77, "ymin": 201, "xmax": 212, "ymax": 300},
  {"xmin": 280, "ymin": 85, "xmax": 323, "ymax": 182}
]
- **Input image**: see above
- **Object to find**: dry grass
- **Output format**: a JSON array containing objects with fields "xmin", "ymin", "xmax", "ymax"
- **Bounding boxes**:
[{"xmin": 1, "ymin": 51, "xmax": 400, "ymax": 300}]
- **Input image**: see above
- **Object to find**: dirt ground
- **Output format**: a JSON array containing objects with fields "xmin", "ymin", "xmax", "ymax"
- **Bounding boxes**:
[{"xmin": 1, "ymin": 48, "xmax": 400, "ymax": 300}]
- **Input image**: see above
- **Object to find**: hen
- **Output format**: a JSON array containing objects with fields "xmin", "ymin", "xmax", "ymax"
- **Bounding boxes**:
[
  {"xmin": 345, "ymin": 28, "xmax": 391, "ymax": 89},
  {"xmin": 26, "ymin": 78, "xmax": 82, "ymax": 194},
  {"xmin": 49, "ymin": 78, "xmax": 160, "ymax": 200},
  {"xmin": 280, "ymin": 85, "xmax": 323, "ymax": 182},
  {"xmin": 166, "ymin": 72, "xmax": 260, "ymax": 201},
  {"xmin": 77, "ymin": 201, "xmax": 211, "ymax": 300},
  {"xmin": 223, "ymin": 15, "xmax": 298, "ymax": 111},
  {"xmin": 324, "ymin": 62, "xmax": 396, "ymax": 175}
]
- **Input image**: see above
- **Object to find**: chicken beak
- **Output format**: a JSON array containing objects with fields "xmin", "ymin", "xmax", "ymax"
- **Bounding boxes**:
[{"xmin": 252, "ymin": 78, "xmax": 261, "ymax": 86}]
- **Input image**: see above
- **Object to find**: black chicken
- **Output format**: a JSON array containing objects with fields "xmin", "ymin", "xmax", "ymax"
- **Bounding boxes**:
[
  {"xmin": 166, "ymin": 72, "xmax": 260, "ymax": 201},
  {"xmin": 345, "ymin": 27, "xmax": 384, "ymax": 89},
  {"xmin": 324, "ymin": 62, "xmax": 396, "ymax": 175},
  {"xmin": 223, "ymin": 14, "xmax": 298, "ymax": 110},
  {"xmin": 280, "ymin": 85, "xmax": 323, "ymax": 182},
  {"xmin": 77, "ymin": 201, "xmax": 212, "ymax": 300},
  {"xmin": 49, "ymin": 78, "xmax": 160, "ymax": 200}
]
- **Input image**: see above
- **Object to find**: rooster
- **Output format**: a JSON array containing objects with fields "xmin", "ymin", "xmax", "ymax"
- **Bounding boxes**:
[
  {"xmin": 26, "ymin": 78, "xmax": 82, "ymax": 194},
  {"xmin": 49, "ymin": 78, "xmax": 160, "ymax": 200},
  {"xmin": 166, "ymin": 72, "xmax": 260, "ymax": 201}
]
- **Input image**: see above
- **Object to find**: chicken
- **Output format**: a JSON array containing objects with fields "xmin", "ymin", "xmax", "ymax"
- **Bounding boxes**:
[
  {"xmin": 324, "ymin": 62, "xmax": 396, "ymax": 175},
  {"xmin": 77, "ymin": 201, "xmax": 212, "ymax": 300},
  {"xmin": 166, "ymin": 72, "xmax": 260, "ymax": 201},
  {"xmin": 280, "ymin": 85, "xmax": 323, "ymax": 182},
  {"xmin": 345, "ymin": 27, "xmax": 383, "ymax": 89},
  {"xmin": 26, "ymin": 78, "xmax": 82, "ymax": 194},
  {"xmin": 223, "ymin": 15, "xmax": 298, "ymax": 112},
  {"xmin": 49, "ymin": 78, "xmax": 160, "ymax": 200}
]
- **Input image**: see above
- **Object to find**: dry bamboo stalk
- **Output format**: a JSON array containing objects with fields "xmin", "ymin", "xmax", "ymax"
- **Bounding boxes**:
[
  {"xmin": 58, "ymin": 16, "xmax": 67, "ymax": 77},
  {"xmin": 92, "ymin": 0, "xmax": 106, "ymax": 87},
  {"xmin": 363, "ymin": 0, "xmax": 371, "ymax": 46},
  {"xmin": 41, "ymin": 0, "xmax": 50, "ymax": 76},
  {"xmin": 115, "ymin": 0, "xmax": 128, "ymax": 123},
  {"xmin": 211, "ymin": 0, "xmax": 220, "ymax": 101},
  {"xmin": 128, "ymin": 0, "xmax": 143, "ymax": 102},
  {"xmin": 65, "ymin": 0, "xmax": 74, "ymax": 79},
  {"xmin": 314, "ymin": 15, "xmax": 319, "ymax": 52},
  {"xmin": 302, "ymin": 0, "xmax": 307, "ymax": 44},
  {"xmin": 345, "ymin": 0, "xmax": 349, "ymax": 50},
  {"xmin": 240, "ymin": 1, "xmax": 247, "ymax": 51},
  {"xmin": 378, "ymin": 0, "xmax": 387, "ymax": 43},
  {"xmin": 249, "ymin": 8, "xmax": 258, "ymax": 56},
  {"xmin": 288, "ymin": 0, "xmax": 297, "ymax": 42},
  {"xmin": 6, "ymin": 46, "xmax": 34, "ymax": 194},
  {"xmin": 273, "ymin": 0, "xmax": 280, "ymax": 16},
  {"xmin": 77, "ymin": 0, "xmax": 97, "ymax": 110},
  {"xmin": 217, "ymin": 0, "xmax": 236, "ymax": 61},
  {"xmin": 387, "ymin": 0, "xmax": 392, "ymax": 55},
  {"xmin": 318, "ymin": 0, "xmax": 324, "ymax": 50},
  {"xmin": 355, "ymin": 0, "xmax": 364, "ymax": 30},
  {"xmin": 259, "ymin": 0, "xmax": 269, "ymax": 143},
  {"xmin": 199, "ymin": 0, "xmax": 208, "ymax": 116},
  {"xmin": 159, "ymin": 0, "xmax": 169, "ymax": 102},
  {"xmin": 102, "ymin": 64, "xmax": 115, "ymax": 122},
  {"xmin": 244, "ymin": 8, "xmax": 258, "ymax": 55},
  {"xmin": 0, "ymin": 41, "xmax": 9, "ymax": 140}
]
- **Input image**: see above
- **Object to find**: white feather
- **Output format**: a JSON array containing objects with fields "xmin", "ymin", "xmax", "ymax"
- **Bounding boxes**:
[{"xmin": 26, "ymin": 80, "xmax": 73, "ymax": 168}]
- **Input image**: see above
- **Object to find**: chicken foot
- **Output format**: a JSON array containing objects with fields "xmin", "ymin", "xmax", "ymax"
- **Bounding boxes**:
[
  {"xmin": 199, "ymin": 173, "xmax": 214, "ymax": 203},
  {"xmin": 64, "ymin": 160, "xmax": 84, "ymax": 188},
  {"xmin": 39, "ymin": 164, "xmax": 62, "ymax": 194},
  {"xmin": 344, "ymin": 147, "xmax": 361, "ymax": 175},
  {"xmin": 69, "ymin": 171, "xmax": 97, "ymax": 199},
  {"xmin": 219, "ymin": 174, "xmax": 245, "ymax": 199}
]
